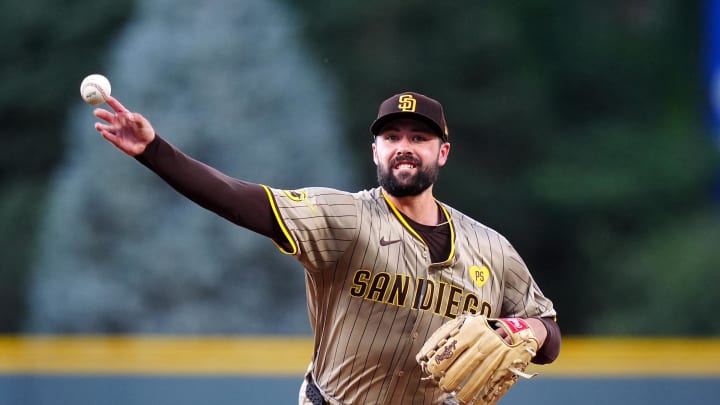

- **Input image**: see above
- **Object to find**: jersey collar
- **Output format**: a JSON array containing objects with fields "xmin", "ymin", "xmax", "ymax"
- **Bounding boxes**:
[{"xmin": 381, "ymin": 190, "xmax": 456, "ymax": 263}]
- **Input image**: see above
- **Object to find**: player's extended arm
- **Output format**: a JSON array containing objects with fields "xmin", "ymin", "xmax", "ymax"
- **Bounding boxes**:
[{"xmin": 92, "ymin": 96, "xmax": 280, "ymax": 240}]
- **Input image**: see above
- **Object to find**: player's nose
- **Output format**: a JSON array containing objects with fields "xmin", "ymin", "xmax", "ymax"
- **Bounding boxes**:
[
  {"xmin": 395, "ymin": 146, "xmax": 413, "ymax": 157},
  {"xmin": 394, "ymin": 134, "xmax": 414, "ymax": 153}
]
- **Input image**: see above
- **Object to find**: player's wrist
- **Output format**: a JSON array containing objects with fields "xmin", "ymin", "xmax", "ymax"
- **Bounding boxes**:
[{"xmin": 524, "ymin": 318, "xmax": 548, "ymax": 347}]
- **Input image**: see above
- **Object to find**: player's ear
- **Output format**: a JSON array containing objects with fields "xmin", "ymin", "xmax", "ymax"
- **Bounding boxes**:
[
  {"xmin": 438, "ymin": 142, "xmax": 450, "ymax": 166},
  {"xmin": 372, "ymin": 142, "xmax": 379, "ymax": 165}
]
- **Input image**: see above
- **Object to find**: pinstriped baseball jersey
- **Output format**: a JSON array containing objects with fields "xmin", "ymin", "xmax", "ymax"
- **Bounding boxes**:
[{"xmin": 263, "ymin": 185, "xmax": 556, "ymax": 405}]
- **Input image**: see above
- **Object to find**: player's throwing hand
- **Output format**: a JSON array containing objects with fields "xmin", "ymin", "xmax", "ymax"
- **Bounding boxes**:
[{"xmin": 94, "ymin": 96, "xmax": 155, "ymax": 156}]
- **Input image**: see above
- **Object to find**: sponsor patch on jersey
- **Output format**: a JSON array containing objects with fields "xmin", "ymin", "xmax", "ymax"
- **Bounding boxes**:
[
  {"xmin": 282, "ymin": 189, "xmax": 307, "ymax": 202},
  {"xmin": 468, "ymin": 265, "xmax": 490, "ymax": 288}
]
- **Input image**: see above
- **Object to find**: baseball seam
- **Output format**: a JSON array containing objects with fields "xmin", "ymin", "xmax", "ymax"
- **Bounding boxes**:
[{"xmin": 85, "ymin": 83, "xmax": 108, "ymax": 101}]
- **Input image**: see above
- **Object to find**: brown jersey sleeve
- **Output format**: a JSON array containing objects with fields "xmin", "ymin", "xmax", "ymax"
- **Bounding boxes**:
[{"xmin": 134, "ymin": 135, "xmax": 282, "ymax": 240}]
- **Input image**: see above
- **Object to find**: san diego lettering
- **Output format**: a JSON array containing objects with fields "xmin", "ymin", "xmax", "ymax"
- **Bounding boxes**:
[{"xmin": 348, "ymin": 269, "xmax": 492, "ymax": 319}]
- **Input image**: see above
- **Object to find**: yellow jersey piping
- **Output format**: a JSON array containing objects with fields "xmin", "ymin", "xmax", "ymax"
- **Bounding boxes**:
[{"xmin": 261, "ymin": 185, "xmax": 298, "ymax": 255}]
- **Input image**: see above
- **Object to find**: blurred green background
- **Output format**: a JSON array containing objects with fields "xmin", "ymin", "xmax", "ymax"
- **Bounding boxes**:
[{"xmin": 2, "ymin": 0, "xmax": 719, "ymax": 336}]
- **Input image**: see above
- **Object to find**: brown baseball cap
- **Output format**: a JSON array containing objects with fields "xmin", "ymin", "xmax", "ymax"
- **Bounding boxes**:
[{"xmin": 370, "ymin": 91, "xmax": 449, "ymax": 141}]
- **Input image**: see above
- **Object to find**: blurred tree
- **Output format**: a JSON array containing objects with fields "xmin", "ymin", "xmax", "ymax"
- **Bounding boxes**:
[
  {"xmin": 592, "ymin": 208, "xmax": 720, "ymax": 335},
  {"xmin": 0, "ymin": 0, "xmax": 133, "ymax": 331}
]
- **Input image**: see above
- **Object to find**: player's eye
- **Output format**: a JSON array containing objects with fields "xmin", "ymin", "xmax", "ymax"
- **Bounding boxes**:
[{"xmin": 414, "ymin": 133, "xmax": 437, "ymax": 143}]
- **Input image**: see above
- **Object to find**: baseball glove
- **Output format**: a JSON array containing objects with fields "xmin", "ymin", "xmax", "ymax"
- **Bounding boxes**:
[{"xmin": 416, "ymin": 315, "xmax": 539, "ymax": 405}]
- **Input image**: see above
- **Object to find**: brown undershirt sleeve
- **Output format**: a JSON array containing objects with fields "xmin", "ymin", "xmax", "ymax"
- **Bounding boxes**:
[
  {"xmin": 532, "ymin": 317, "xmax": 561, "ymax": 364},
  {"xmin": 134, "ymin": 135, "xmax": 282, "ymax": 240}
]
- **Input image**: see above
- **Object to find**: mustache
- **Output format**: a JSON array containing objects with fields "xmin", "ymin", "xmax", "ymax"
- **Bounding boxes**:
[{"xmin": 390, "ymin": 156, "xmax": 421, "ymax": 167}]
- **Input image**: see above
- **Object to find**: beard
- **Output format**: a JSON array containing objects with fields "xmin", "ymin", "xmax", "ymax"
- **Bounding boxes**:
[{"xmin": 377, "ymin": 156, "xmax": 440, "ymax": 197}]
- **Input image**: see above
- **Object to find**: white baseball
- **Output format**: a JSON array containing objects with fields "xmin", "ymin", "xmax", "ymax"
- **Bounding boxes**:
[{"xmin": 80, "ymin": 74, "xmax": 112, "ymax": 105}]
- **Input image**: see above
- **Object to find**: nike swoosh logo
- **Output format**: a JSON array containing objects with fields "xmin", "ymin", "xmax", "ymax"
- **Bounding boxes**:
[{"xmin": 379, "ymin": 237, "xmax": 402, "ymax": 246}]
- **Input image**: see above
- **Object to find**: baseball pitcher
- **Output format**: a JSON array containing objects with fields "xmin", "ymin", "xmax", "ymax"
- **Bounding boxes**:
[{"xmin": 93, "ymin": 91, "xmax": 561, "ymax": 405}]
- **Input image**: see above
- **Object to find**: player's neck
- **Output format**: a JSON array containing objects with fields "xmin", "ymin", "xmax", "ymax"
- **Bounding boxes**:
[{"xmin": 383, "ymin": 187, "xmax": 439, "ymax": 225}]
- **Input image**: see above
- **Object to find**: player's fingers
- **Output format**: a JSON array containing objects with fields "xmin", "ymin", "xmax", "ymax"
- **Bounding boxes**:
[
  {"xmin": 93, "ymin": 109, "xmax": 134, "ymax": 129},
  {"xmin": 99, "ymin": 130, "xmax": 126, "ymax": 151},
  {"xmin": 125, "ymin": 113, "xmax": 140, "ymax": 126},
  {"xmin": 94, "ymin": 108, "xmax": 115, "ymax": 123},
  {"xmin": 105, "ymin": 96, "xmax": 130, "ymax": 114},
  {"xmin": 495, "ymin": 327, "xmax": 512, "ymax": 344},
  {"xmin": 129, "ymin": 113, "xmax": 150, "ymax": 129},
  {"xmin": 95, "ymin": 122, "xmax": 116, "ymax": 135},
  {"xmin": 97, "ymin": 126, "xmax": 115, "ymax": 141},
  {"xmin": 117, "ymin": 112, "xmax": 141, "ymax": 129}
]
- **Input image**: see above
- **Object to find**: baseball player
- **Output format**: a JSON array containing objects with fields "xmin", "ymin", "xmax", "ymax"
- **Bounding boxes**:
[{"xmin": 93, "ymin": 91, "xmax": 561, "ymax": 405}]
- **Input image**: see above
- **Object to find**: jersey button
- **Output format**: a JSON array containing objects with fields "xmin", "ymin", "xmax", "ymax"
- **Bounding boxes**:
[{"xmin": 398, "ymin": 371, "xmax": 405, "ymax": 377}]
